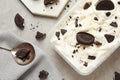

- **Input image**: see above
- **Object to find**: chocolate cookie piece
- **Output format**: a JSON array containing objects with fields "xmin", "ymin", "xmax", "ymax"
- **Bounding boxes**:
[
  {"xmin": 35, "ymin": 31, "xmax": 46, "ymax": 40},
  {"xmin": 44, "ymin": 0, "xmax": 58, "ymax": 6},
  {"xmin": 110, "ymin": 22, "xmax": 118, "ymax": 27},
  {"xmin": 61, "ymin": 29, "xmax": 67, "ymax": 35},
  {"xmin": 115, "ymin": 16, "xmax": 118, "ymax": 19},
  {"xmin": 118, "ymin": 1, "xmax": 120, "ymax": 5},
  {"xmin": 96, "ymin": 0, "xmax": 114, "ymax": 10},
  {"xmin": 55, "ymin": 32, "xmax": 60, "ymax": 40},
  {"xmin": 76, "ymin": 32, "xmax": 95, "ymax": 45},
  {"xmin": 84, "ymin": 2, "xmax": 92, "ymax": 9},
  {"xmin": 94, "ymin": 17, "xmax": 98, "ymax": 21},
  {"xmin": 94, "ymin": 41, "xmax": 102, "ymax": 46},
  {"xmin": 15, "ymin": 13, "xmax": 24, "ymax": 30},
  {"xmin": 16, "ymin": 49, "xmax": 30, "ymax": 61},
  {"xmin": 75, "ymin": 18, "xmax": 78, "ymax": 27},
  {"xmin": 114, "ymin": 72, "xmax": 120, "ymax": 80},
  {"xmin": 39, "ymin": 70, "xmax": 49, "ymax": 79},
  {"xmin": 106, "ymin": 12, "xmax": 111, "ymax": 17},
  {"xmin": 104, "ymin": 34, "xmax": 115, "ymax": 43}
]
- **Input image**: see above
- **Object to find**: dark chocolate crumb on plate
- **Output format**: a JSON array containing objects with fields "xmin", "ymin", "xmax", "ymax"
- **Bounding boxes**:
[
  {"xmin": 114, "ymin": 72, "xmax": 120, "ymax": 80},
  {"xmin": 106, "ymin": 12, "xmax": 111, "ymax": 17},
  {"xmin": 16, "ymin": 49, "xmax": 30, "ymax": 61},
  {"xmin": 104, "ymin": 34, "xmax": 115, "ymax": 43},
  {"xmin": 55, "ymin": 32, "xmax": 60, "ymax": 40},
  {"xmin": 88, "ymin": 55, "xmax": 96, "ymax": 60},
  {"xmin": 76, "ymin": 32, "xmax": 95, "ymax": 45},
  {"xmin": 61, "ymin": 29, "xmax": 67, "ymax": 35},
  {"xmin": 39, "ymin": 70, "xmax": 49, "ymax": 79},
  {"xmin": 96, "ymin": 0, "xmax": 114, "ymax": 10},
  {"xmin": 44, "ymin": 0, "xmax": 58, "ymax": 6},
  {"xmin": 110, "ymin": 22, "xmax": 118, "ymax": 27},
  {"xmin": 84, "ymin": 2, "xmax": 92, "ymax": 9},
  {"xmin": 15, "ymin": 13, "xmax": 24, "ymax": 30},
  {"xmin": 35, "ymin": 31, "xmax": 46, "ymax": 40}
]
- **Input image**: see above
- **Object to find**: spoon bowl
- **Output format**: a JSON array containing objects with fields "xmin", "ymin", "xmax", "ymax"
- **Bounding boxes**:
[{"xmin": 0, "ymin": 42, "xmax": 35, "ymax": 65}]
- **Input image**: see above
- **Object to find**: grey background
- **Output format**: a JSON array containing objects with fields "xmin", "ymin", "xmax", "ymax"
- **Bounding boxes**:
[{"xmin": 0, "ymin": 0, "xmax": 120, "ymax": 80}]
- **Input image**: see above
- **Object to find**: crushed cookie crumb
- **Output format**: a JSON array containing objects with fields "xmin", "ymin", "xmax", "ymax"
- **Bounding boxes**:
[
  {"xmin": 84, "ymin": 2, "xmax": 92, "ymax": 9},
  {"xmin": 105, "ymin": 12, "xmax": 111, "ymax": 17},
  {"xmin": 99, "ymin": 27, "xmax": 102, "ymax": 32},
  {"xmin": 94, "ymin": 17, "xmax": 98, "ymax": 21},
  {"xmin": 88, "ymin": 55, "xmax": 96, "ymax": 60},
  {"xmin": 39, "ymin": 70, "xmax": 49, "ymax": 79},
  {"xmin": 118, "ymin": 1, "xmax": 120, "ymax": 5},
  {"xmin": 69, "ymin": 16, "xmax": 72, "ymax": 19},
  {"xmin": 115, "ymin": 16, "xmax": 118, "ymax": 19},
  {"xmin": 35, "ymin": 31, "xmax": 46, "ymax": 40},
  {"xmin": 83, "ymin": 62, "xmax": 88, "ymax": 67},
  {"xmin": 55, "ymin": 32, "xmax": 60, "ymax": 40},
  {"xmin": 75, "ymin": 18, "xmax": 78, "ymax": 27},
  {"xmin": 94, "ymin": 41, "xmax": 102, "ymax": 46},
  {"xmin": 110, "ymin": 22, "xmax": 118, "ymax": 27}
]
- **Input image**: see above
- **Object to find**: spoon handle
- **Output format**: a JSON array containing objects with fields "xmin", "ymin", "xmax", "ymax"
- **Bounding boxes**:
[{"xmin": 0, "ymin": 46, "xmax": 11, "ymax": 51}]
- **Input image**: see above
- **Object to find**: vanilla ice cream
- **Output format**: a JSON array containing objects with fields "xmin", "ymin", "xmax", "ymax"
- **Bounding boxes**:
[{"xmin": 51, "ymin": 0, "xmax": 120, "ymax": 75}]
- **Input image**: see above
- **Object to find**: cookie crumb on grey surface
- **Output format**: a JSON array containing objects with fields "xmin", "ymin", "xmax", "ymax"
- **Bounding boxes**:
[
  {"xmin": 39, "ymin": 70, "xmax": 49, "ymax": 79},
  {"xmin": 114, "ymin": 72, "xmax": 120, "ymax": 80},
  {"xmin": 35, "ymin": 31, "xmax": 46, "ymax": 40},
  {"xmin": 14, "ymin": 13, "xmax": 24, "ymax": 30}
]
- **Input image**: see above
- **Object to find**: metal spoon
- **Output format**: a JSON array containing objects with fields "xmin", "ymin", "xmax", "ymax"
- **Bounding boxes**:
[{"xmin": 0, "ymin": 42, "xmax": 35, "ymax": 65}]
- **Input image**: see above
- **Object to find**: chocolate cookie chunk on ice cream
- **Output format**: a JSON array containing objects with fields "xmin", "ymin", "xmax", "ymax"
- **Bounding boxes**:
[{"xmin": 51, "ymin": 0, "xmax": 120, "ymax": 75}]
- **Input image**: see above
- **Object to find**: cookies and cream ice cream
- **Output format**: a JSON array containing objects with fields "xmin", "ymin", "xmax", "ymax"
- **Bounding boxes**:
[{"xmin": 51, "ymin": 0, "xmax": 120, "ymax": 75}]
